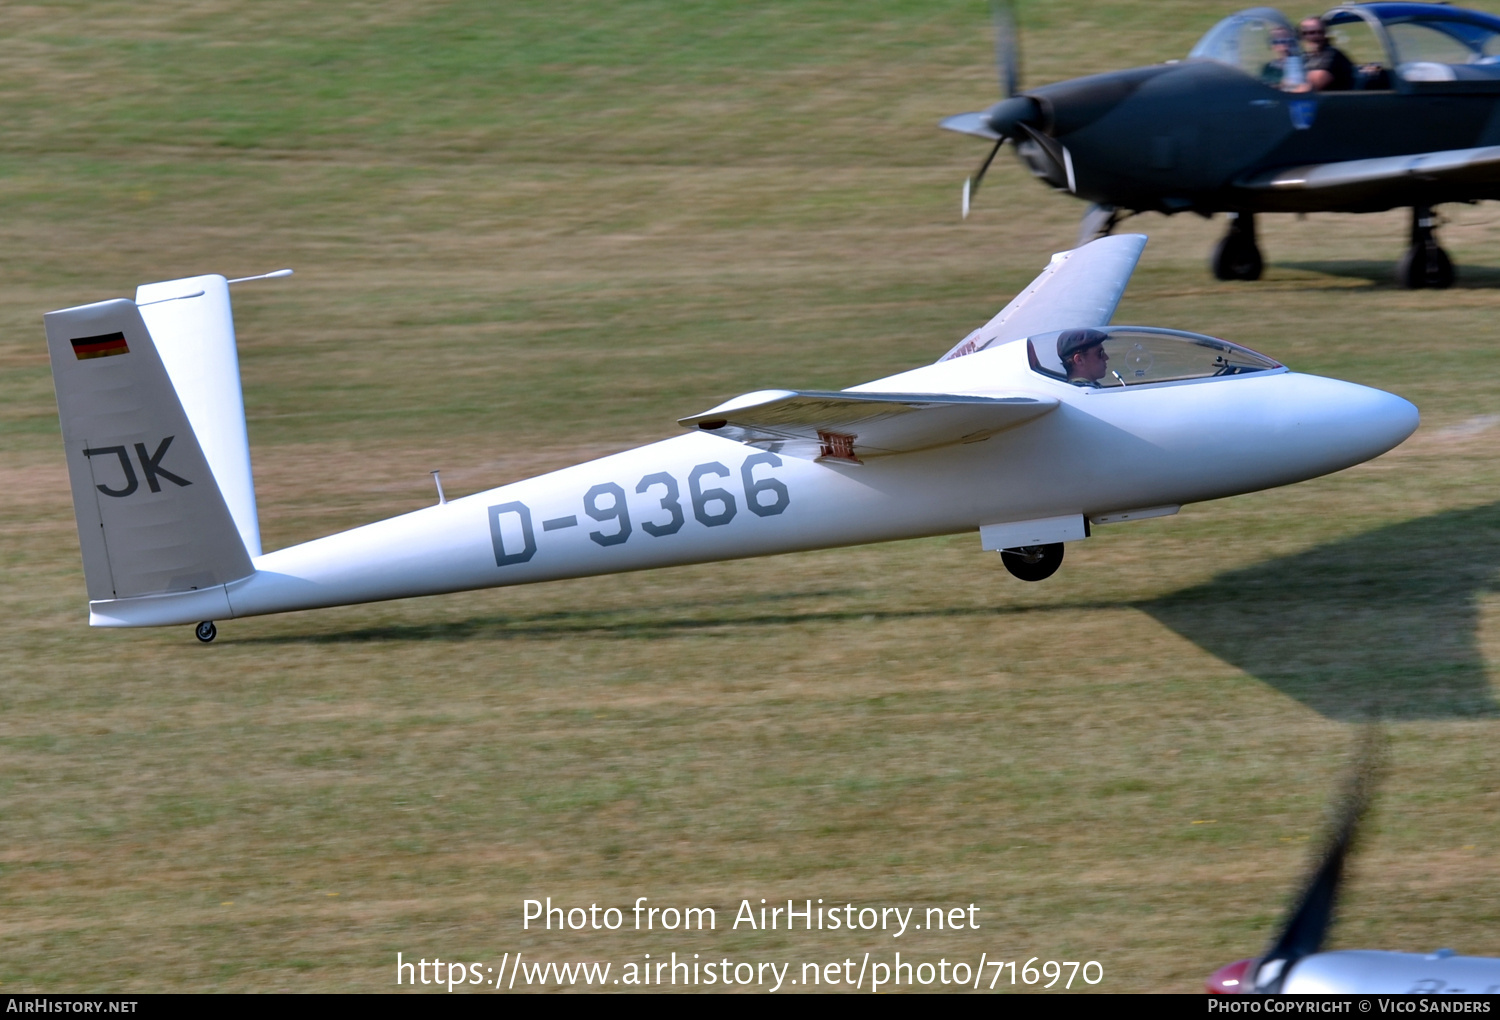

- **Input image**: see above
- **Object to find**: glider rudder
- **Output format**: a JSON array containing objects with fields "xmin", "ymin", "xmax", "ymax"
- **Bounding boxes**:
[{"xmin": 45, "ymin": 296, "xmax": 255, "ymax": 627}]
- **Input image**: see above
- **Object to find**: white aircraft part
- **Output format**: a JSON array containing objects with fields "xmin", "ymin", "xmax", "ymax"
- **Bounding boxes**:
[
  {"xmin": 677, "ymin": 389, "xmax": 1058, "ymax": 460},
  {"xmin": 979, "ymin": 514, "xmax": 1087, "ymax": 550},
  {"xmin": 45, "ymin": 299, "xmax": 254, "ymax": 601},
  {"xmin": 936, "ymin": 233, "xmax": 1147, "ymax": 362},
  {"xmin": 55, "ymin": 237, "xmax": 1421, "ymax": 630},
  {"xmin": 83, "ymin": 335, "xmax": 1417, "ymax": 627},
  {"xmin": 1282, "ymin": 950, "xmax": 1500, "ymax": 994},
  {"xmin": 1090, "ymin": 504, "xmax": 1179, "ymax": 525},
  {"xmin": 1397, "ymin": 61, "xmax": 1458, "ymax": 83},
  {"xmin": 89, "ymin": 585, "xmax": 234, "ymax": 628},
  {"xmin": 135, "ymin": 274, "xmax": 262, "ymax": 556}
]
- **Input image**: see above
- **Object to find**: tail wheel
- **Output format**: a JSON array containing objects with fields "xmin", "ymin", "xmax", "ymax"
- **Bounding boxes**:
[
  {"xmin": 195, "ymin": 621, "xmax": 217, "ymax": 643},
  {"xmin": 1000, "ymin": 543, "xmax": 1064, "ymax": 581}
]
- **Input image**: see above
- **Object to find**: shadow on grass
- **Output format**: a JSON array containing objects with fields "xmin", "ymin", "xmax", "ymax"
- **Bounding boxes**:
[
  {"xmin": 245, "ymin": 505, "xmax": 1500, "ymax": 720},
  {"xmin": 1141, "ymin": 502, "xmax": 1500, "ymax": 720},
  {"xmin": 1278, "ymin": 260, "xmax": 1500, "ymax": 290},
  {"xmin": 238, "ymin": 590, "xmax": 1121, "ymax": 644}
]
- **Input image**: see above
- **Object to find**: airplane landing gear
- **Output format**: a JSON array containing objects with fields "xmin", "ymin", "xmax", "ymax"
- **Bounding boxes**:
[
  {"xmin": 1396, "ymin": 205, "xmax": 1454, "ymax": 289},
  {"xmin": 1077, "ymin": 203, "xmax": 1120, "ymax": 246},
  {"xmin": 195, "ymin": 621, "xmax": 217, "ymax": 643},
  {"xmin": 1001, "ymin": 543, "xmax": 1064, "ymax": 582},
  {"xmin": 1211, "ymin": 212, "xmax": 1263, "ymax": 281}
]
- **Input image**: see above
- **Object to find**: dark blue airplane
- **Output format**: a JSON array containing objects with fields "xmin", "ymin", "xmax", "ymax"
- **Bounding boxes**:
[{"xmin": 946, "ymin": 3, "xmax": 1500, "ymax": 287}]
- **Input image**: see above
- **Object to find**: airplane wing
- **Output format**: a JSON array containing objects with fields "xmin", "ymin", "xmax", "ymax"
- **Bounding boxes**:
[
  {"xmin": 935, "ymin": 233, "xmax": 1148, "ymax": 362},
  {"xmin": 678, "ymin": 389, "xmax": 1058, "ymax": 462},
  {"xmin": 1237, "ymin": 144, "xmax": 1500, "ymax": 204}
]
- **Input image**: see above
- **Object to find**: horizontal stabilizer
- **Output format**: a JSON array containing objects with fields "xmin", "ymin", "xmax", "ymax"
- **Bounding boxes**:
[
  {"xmin": 45, "ymin": 298, "xmax": 254, "ymax": 601},
  {"xmin": 937, "ymin": 233, "xmax": 1147, "ymax": 362},
  {"xmin": 1238, "ymin": 145, "xmax": 1500, "ymax": 202},
  {"xmin": 679, "ymin": 389, "xmax": 1058, "ymax": 462}
]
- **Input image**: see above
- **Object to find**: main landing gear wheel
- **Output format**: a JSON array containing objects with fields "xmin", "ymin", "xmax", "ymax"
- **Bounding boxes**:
[
  {"xmin": 1397, "ymin": 205, "xmax": 1454, "ymax": 290},
  {"xmin": 1211, "ymin": 212, "xmax": 1262, "ymax": 281},
  {"xmin": 1001, "ymin": 543, "xmax": 1064, "ymax": 582},
  {"xmin": 195, "ymin": 621, "xmax": 217, "ymax": 643}
]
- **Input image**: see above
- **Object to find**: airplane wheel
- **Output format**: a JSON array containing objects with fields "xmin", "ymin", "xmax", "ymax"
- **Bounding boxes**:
[
  {"xmin": 195, "ymin": 620, "xmax": 217, "ymax": 643},
  {"xmin": 1211, "ymin": 233, "xmax": 1263, "ymax": 281},
  {"xmin": 1000, "ymin": 543, "xmax": 1064, "ymax": 582},
  {"xmin": 1396, "ymin": 244, "xmax": 1454, "ymax": 290}
]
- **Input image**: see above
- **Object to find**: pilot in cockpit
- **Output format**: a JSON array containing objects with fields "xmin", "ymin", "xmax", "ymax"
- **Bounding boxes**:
[
  {"xmin": 1263, "ymin": 18, "xmax": 1356, "ymax": 92},
  {"xmin": 1297, "ymin": 17, "xmax": 1355, "ymax": 91},
  {"xmin": 1058, "ymin": 328, "xmax": 1110, "ymax": 387}
]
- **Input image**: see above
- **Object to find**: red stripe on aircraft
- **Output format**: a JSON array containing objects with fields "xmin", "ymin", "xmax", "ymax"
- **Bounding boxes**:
[{"xmin": 70, "ymin": 332, "xmax": 130, "ymax": 360}]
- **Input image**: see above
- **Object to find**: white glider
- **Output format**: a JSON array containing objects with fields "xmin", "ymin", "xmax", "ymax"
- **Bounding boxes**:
[{"xmin": 43, "ymin": 235, "xmax": 1418, "ymax": 641}]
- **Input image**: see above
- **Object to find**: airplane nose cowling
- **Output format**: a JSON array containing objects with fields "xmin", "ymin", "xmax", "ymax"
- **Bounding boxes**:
[
  {"xmin": 1027, "ymin": 64, "xmax": 1173, "ymax": 136},
  {"xmin": 986, "ymin": 95, "xmax": 1040, "ymax": 137}
]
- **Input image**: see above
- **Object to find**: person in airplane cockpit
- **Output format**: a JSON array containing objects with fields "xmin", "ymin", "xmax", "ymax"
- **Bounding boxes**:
[
  {"xmin": 1298, "ymin": 17, "xmax": 1355, "ymax": 91},
  {"xmin": 1262, "ymin": 27, "xmax": 1306, "ymax": 89},
  {"xmin": 1058, "ymin": 328, "xmax": 1110, "ymax": 387}
]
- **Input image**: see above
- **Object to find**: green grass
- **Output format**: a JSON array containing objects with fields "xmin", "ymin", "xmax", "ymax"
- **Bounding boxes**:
[{"xmin": 3, "ymin": 0, "xmax": 1500, "ymax": 993}]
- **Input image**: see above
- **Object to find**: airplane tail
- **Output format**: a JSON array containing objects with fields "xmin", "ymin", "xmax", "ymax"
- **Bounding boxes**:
[
  {"xmin": 135, "ymin": 275, "xmax": 262, "ymax": 557},
  {"xmin": 45, "ymin": 277, "xmax": 260, "ymax": 627}
]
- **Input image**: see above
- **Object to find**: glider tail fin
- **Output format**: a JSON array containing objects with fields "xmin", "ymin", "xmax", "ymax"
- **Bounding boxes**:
[
  {"xmin": 45, "ymin": 293, "xmax": 255, "ymax": 624},
  {"xmin": 135, "ymin": 274, "xmax": 261, "ymax": 557}
]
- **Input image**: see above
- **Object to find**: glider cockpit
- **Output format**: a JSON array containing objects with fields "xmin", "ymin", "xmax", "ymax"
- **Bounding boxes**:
[{"xmin": 1025, "ymin": 327, "xmax": 1284, "ymax": 388}]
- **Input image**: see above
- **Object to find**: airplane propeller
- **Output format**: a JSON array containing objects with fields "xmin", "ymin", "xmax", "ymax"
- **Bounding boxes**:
[
  {"xmin": 995, "ymin": 0, "xmax": 1019, "ymax": 102},
  {"xmin": 962, "ymin": 139, "xmax": 1004, "ymax": 219},
  {"xmin": 960, "ymin": 0, "xmax": 1039, "ymax": 217},
  {"xmin": 1221, "ymin": 728, "xmax": 1385, "ymax": 993}
]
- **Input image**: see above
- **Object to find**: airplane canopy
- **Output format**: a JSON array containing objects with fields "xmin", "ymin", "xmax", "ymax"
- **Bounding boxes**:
[
  {"xmin": 1330, "ymin": 3, "xmax": 1500, "ymax": 85},
  {"xmin": 1191, "ymin": 4, "xmax": 1500, "ymax": 90},
  {"xmin": 1189, "ymin": 7, "xmax": 1297, "ymax": 79},
  {"xmin": 1028, "ymin": 326, "xmax": 1282, "ymax": 387}
]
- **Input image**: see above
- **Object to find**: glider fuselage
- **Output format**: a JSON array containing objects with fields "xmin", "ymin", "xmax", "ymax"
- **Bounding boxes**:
[{"xmin": 96, "ymin": 338, "xmax": 1414, "ymax": 627}]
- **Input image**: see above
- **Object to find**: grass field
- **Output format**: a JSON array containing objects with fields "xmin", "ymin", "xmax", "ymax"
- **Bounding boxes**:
[{"xmin": 4, "ymin": 0, "xmax": 1500, "ymax": 993}]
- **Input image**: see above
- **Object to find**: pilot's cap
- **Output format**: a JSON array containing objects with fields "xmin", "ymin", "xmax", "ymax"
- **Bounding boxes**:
[{"xmin": 1058, "ymin": 328, "xmax": 1108, "ymax": 361}]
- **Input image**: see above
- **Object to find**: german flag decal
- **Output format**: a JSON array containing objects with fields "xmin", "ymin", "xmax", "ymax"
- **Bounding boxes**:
[{"xmin": 70, "ymin": 331, "xmax": 129, "ymax": 360}]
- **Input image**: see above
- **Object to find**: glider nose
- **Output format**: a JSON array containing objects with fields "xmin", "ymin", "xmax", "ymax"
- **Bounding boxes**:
[
  {"xmin": 1341, "ymin": 379, "xmax": 1419, "ymax": 460},
  {"xmin": 1300, "ymin": 375, "xmax": 1419, "ymax": 470}
]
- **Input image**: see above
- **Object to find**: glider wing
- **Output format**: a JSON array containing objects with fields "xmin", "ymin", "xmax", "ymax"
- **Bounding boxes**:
[
  {"xmin": 678, "ymin": 389, "xmax": 1058, "ymax": 462},
  {"xmin": 935, "ymin": 233, "xmax": 1148, "ymax": 362}
]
